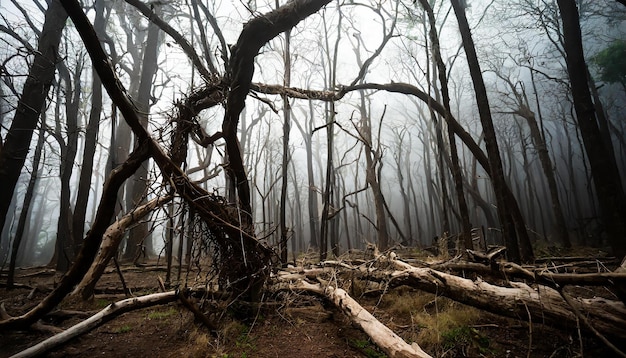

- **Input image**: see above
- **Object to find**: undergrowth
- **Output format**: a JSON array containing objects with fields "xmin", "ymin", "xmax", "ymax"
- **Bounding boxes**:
[{"xmin": 379, "ymin": 286, "xmax": 484, "ymax": 356}]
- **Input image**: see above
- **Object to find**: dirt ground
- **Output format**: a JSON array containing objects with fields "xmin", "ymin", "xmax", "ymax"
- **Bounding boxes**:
[{"xmin": 0, "ymin": 262, "xmax": 614, "ymax": 358}]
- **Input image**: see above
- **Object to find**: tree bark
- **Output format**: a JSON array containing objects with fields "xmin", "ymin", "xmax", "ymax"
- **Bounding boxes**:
[
  {"xmin": 290, "ymin": 280, "xmax": 432, "ymax": 358},
  {"xmin": 418, "ymin": 0, "xmax": 472, "ymax": 251},
  {"xmin": 73, "ymin": 195, "xmax": 173, "ymax": 300},
  {"xmin": 557, "ymin": 0, "xmax": 626, "ymax": 259},
  {"xmin": 386, "ymin": 257, "xmax": 626, "ymax": 342},
  {"xmin": 72, "ymin": 0, "xmax": 105, "ymax": 255},
  {"xmin": 451, "ymin": 1, "xmax": 533, "ymax": 262},
  {"xmin": 358, "ymin": 93, "xmax": 391, "ymax": 250},
  {"xmin": 124, "ymin": 9, "xmax": 161, "ymax": 262},
  {"xmin": 0, "ymin": 144, "xmax": 151, "ymax": 330},
  {"xmin": 10, "ymin": 291, "xmax": 178, "ymax": 358},
  {"xmin": 279, "ymin": 28, "xmax": 292, "ymax": 264},
  {"xmin": 279, "ymin": 257, "xmax": 626, "ymax": 343},
  {"xmin": 7, "ymin": 123, "xmax": 46, "ymax": 287},
  {"xmin": 0, "ymin": 0, "xmax": 67, "ymax": 250},
  {"xmin": 320, "ymin": 6, "xmax": 341, "ymax": 260},
  {"xmin": 53, "ymin": 59, "xmax": 83, "ymax": 271}
]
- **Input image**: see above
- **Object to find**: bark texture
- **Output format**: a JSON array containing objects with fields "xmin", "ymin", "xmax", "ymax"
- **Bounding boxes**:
[
  {"xmin": 451, "ymin": 0, "xmax": 533, "ymax": 262},
  {"xmin": 10, "ymin": 291, "xmax": 178, "ymax": 358},
  {"xmin": 291, "ymin": 280, "xmax": 432, "ymax": 358},
  {"xmin": 0, "ymin": 0, "xmax": 67, "ymax": 246},
  {"xmin": 557, "ymin": 0, "xmax": 626, "ymax": 258},
  {"xmin": 73, "ymin": 195, "xmax": 173, "ymax": 300}
]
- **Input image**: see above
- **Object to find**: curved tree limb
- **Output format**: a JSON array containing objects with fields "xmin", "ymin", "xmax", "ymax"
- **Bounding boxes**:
[
  {"xmin": 0, "ymin": 143, "xmax": 152, "ymax": 330},
  {"xmin": 123, "ymin": 0, "xmax": 215, "ymax": 81},
  {"xmin": 251, "ymin": 81, "xmax": 490, "ymax": 170},
  {"xmin": 60, "ymin": 0, "xmax": 275, "ymax": 301},
  {"xmin": 73, "ymin": 194, "xmax": 174, "ymax": 300},
  {"xmin": 222, "ymin": 0, "xmax": 332, "ymax": 224},
  {"xmin": 10, "ymin": 291, "xmax": 179, "ymax": 358}
]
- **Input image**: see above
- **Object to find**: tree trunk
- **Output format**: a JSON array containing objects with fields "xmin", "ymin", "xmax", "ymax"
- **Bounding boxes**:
[
  {"xmin": 279, "ymin": 29, "xmax": 292, "ymax": 264},
  {"xmin": 320, "ymin": 6, "xmax": 341, "ymax": 260},
  {"xmin": 359, "ymin": 93, "xmax": 391, "ymax": 250},
  {"xmin": 7, "ymin": 122, "xmax": 46, "ymax": 287},
  {"xmin": 392, "ymin": 131, "xmax": 413, "ymax": 245},
  {"xmin": 522, "ymin": 104, "xmax": 571, "ymax": 247},
  {"xmin": 124, "ymin": 10, "xmax": 161, "ymax": 262},
  {"xmin": 72, "ymin": 0, "xmax": 105, "ymax": 254},
  {"xmin": 306, "ymin": 101, "xmax": 320, "ymax": 249},
  {"xmin": 53, "ymin": 59, "xmax": 83, "ymax": 271},
  {"xmin": 11, "ymin": 291, "xmax": 179, "ymax": 358},
  {"xmin": 557, "ymin": 0, "xmax": 626, "ymax": 259},
  {"xmin": 451, "ymin": 1, "xmax": 533, "ymax": 262},
  {"xmin": 291, "ymin": 281, "xmax": 432, "ymax": 358},
  {"xmin": 418, "ymin": 0, "xmax": 472, "ymax": 251},
  {"xmin": 0, "ymin": 0, "xmax": 67, "ymax": 252},
  {"xmin": 73, "ymin": 195, "xmax": 172, "ymax": 299}
]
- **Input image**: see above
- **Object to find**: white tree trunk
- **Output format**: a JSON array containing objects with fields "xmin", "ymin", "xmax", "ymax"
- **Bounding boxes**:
[
  {"xmin": 11, "ymin": 291, "xmax": 178, "ymax": 358},
  {"xmin": 290, "ymin": 280, "xmax": 432, "ymax": 358},
  {"xmin": 73, "ymin": 195, "xmax": 172, "ymax": 299}
]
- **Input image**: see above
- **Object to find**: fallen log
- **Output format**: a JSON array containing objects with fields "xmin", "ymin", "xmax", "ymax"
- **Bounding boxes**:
[
  {"xmin": 278, "ymin": 256, "xmax": 626, "ymax": 344},
  {"xmin": 385, "ymin": 257, "xmax": 626, "ymax": 342},
  {"xmin": 289, "ymin": 280, "xmax": 432, "ymax": 358},
  {"xmin": 10, "ymin": 291, "xmax": 178, "ymax": 358},
  {"xmin": 73, "ymin": 195, "xmax": 173, "ymax": 300},
  {"xmin": 431, "ymin": 259, "xmax": 626, "ymax": 288}
]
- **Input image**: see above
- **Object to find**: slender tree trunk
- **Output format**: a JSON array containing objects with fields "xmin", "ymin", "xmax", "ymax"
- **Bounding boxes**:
[
  {"xmin": 422, "ymin": 127, "xmax": 438, "ymax": 240},
  {"xmin": 320, "ymin": 6, "xmax": 341, "ymax": 260},
  {"xmin": 53, "ymin": 60, "xmax": 83, "ymax": 271},
  {"xmin": 451, "ymin": 0, "xmax": 533, "ymax": 262},
  {"xmin": 165, "ymin": 202, "xmax": 174, "ymax": 283},
  {"xmin": 418, "ymin": 0, "xmax": 472, "ymax": 250},
  {"xmin": 393, "ymin": 132, "xmax": 413, "ymax": 245},
  {"xmin": 124, "ymin": 11, "xmax": 161, "ymax": 262},
  {"xmin": 523, "ymin": 106, "xmax": 570, "ymax": 247},
  {"xmin": 290, "ymin": 159, "xmax": 303, "ymax": 256},
  {"xmin": 358, "ymin": 92, "xmax": 390, "ymax": 250},
  {"xmin": 279, "ymin": 29, "xmax": 292, "ymax": 264},
  {"xmin": 306, "ymin": 101, "xmax": 320, "ymax": 249},
  {"xmin": 7, "ymin": 121, "xmax": 46, "ymax": 287},
  {"xmin": 496, "ymin": 71, "xmax": 571, "ymax": 247},
  {"xmin": 72, "ymin": 0, "xmax": 105, "ymax": 253}
]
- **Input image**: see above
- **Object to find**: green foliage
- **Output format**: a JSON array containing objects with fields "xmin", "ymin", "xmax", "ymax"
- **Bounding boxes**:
[
  {"xmin": 442, "ymin": 326, "xmax": 491, "ymax": 356},
  {"xmin": 94, "ymin": 298, "xmax": 110, "ymax": 308},
  {"xmin": 147, "ymin": 307, "xmax": 177, "ymax": 320},
  {"xmin": 222, "ymin": 321, "xmax": 256, "ymax": 355},
  {"xmin": 116, "ymin": 325, "xmax": 132, "ymax": 333},
  {"xmin": 349, "ymin": 339, "xmax": 387, "ymax": 358},
  {"xmin": 592, "ymin": 40, "xmax": 626, "ymax": 85}
]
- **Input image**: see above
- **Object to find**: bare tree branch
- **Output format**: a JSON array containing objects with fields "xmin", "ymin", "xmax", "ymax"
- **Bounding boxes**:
[{"xmin": 123, "ymin": 0, "xmax": 215, "ymax": 80}]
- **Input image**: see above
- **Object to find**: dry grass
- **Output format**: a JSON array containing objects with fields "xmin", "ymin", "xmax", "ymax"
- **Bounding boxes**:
[
  {"xmin": 172, "ymin": 320, "xmax": 252, "ymax": 358},
  {"xmin": 379, "ymin": 287, "xmax": 483, "ymax": 355}
]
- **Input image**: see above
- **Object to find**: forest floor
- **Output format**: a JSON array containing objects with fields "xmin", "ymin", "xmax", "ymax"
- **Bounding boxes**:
[{"xmin": 0, "ymin": 249, "xmax": 616, "ymax": 358}]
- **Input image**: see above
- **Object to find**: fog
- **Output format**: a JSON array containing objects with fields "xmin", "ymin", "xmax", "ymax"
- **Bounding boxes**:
[{"xmin": 1, "ymin": 0, "xmax": 625, "ymax": 267}]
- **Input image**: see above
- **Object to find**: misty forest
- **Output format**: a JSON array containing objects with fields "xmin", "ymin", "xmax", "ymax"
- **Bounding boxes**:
[{"xmin": 1, "ymin": 0, "xmax": 626, "ymax": 357}]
